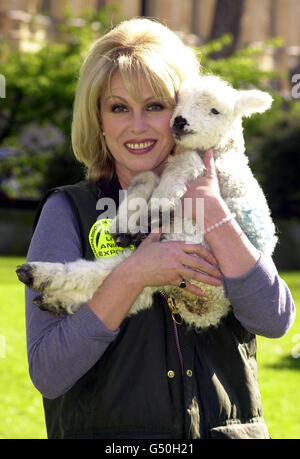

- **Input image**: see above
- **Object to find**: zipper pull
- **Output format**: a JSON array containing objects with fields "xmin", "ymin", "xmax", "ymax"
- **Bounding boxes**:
[{"xmin": 167, "ymin": 297, "xmax": 183, "ymax": 325}]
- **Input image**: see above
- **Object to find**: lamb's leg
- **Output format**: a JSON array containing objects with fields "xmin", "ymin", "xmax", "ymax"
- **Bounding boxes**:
[
  {"xmin": 151, "ymin": 151, "xmax": 205, "ymax": 207},
  {"xmin": 111, "ymin": 171, "xmax": 160, "ymax": 247},
  {"xmin": 16, "ymin": 252, "xmax": 131, "ymax": 314},
  {"xmin": 32, "ymin": 289, "xmax": 98, "ymax": 315},
  {"xmin": 17, "ymin": 259, "xmax": 107, "ymax": 292},
  {"xmin": 32, "ymin": 292, "xmax": 82, "ymax": 315}
]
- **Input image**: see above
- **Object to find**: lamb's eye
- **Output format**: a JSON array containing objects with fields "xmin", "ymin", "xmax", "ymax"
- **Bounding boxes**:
[{"xmin": 211, "ymin": 108, "xmax": 220, "ymax": 115}]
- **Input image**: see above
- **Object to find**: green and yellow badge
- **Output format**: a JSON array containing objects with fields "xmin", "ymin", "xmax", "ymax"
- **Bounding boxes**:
[{"xmin": 89, "ymin": 218, "xmax": 135, "ymax": 259}]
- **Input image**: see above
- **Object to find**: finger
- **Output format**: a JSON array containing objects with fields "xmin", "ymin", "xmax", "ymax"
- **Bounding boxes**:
[
  {"xmin": 185, "ymin": 281, "xmax": 206, "ymax": 297},
  {"xmin": 203, "ymin": 149, "xmax": 217, "ymax": 178},
  {"xmin": 180, "ymin": 243, "xmax": 218, "ymax": 266},
  {"xmin": 179, "ymin": 253, "xmax": 221, "ymax": 278},
  {"xmin": 140, "ymin": 228, "xmax": 162, "ymax": 245},
  {"xmin": 180, "ymin": 265, "xmax": 222, "ymax": 286}
]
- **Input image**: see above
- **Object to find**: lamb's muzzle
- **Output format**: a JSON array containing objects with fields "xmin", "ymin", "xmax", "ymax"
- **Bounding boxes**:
[{"xmin": 173, "ymin": 115, "xmax": 188, "ymax": 130}]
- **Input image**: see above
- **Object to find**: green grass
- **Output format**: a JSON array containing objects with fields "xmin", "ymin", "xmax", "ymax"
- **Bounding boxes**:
[
  {"xmin": 0, "ymin": 256, "xmax": 46, "ymax": 439},
  {"xmin": 0, "ymin": 257, "xmax": 299, "ymax": 439},
  {"xmin": 257, "ymin": 271, "xmax": 300, "ymax": 439}
]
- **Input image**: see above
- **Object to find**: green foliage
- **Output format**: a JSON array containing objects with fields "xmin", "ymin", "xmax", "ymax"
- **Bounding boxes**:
[
  {"xmin": 0, "ymin": 5, "xmax": 120, "ymax": 198},
  {"xmin": 196, "ymin": 35, "xmax": 284, "ymax": 87},
  {"xmin": 0, "ymin": 16, "xmax": 297, "ymax": 219},
  {"xmin": 250, "ymin": 107, "xmax": 300, "ymax": 220}
]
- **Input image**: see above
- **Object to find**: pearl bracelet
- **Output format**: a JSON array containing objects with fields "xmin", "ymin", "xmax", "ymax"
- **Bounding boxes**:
[{"xmin": 204, "ymin": 213, "xmax": 236, "ymax": 235}]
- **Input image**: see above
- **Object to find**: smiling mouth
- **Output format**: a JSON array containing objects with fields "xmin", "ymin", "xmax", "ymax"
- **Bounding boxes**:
[{"xmin": 124, "ymin": 140, "xmax": 157, "ymax": 153}]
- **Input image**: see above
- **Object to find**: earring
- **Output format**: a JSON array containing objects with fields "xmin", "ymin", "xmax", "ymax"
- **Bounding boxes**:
[{"xmin": 102, "ymin": 131, "xmax": 106, "ymax": 137}]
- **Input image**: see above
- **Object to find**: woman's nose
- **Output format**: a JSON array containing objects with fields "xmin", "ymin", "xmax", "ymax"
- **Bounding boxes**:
[{"xmin": 130, "ymin": 112, "xmax": 147, "ymax": 133}]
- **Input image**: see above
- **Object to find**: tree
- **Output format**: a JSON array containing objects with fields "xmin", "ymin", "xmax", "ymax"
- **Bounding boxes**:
[
  {"xmin": 251, "ymin": 110, "xmax": 300, "ymax": 220},
  {"xmin": 0, "ymin": 5, "xmax": 119, "ymax": 198},
  {"xmin": 209, "ymin": 0, "xmax": 245, "ymax": 58},
  {"xmin": 0, "ymin": 5, "xmax": 292, "ymax": 219}
]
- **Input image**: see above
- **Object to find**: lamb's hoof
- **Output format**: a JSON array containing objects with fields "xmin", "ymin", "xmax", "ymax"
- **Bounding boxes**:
[
  {"xmin": 112, "ymin": 232, "xmax": 135, "ymax": 248},
  {"xmin": 33, "ymin": 294, "xmax": 65, "ymax": 315},
  {"xmin": 16, "ymin": 264, "xmax": 34, "ymax": 287},
  {"xmin": 33, "ymin": 294, "xmax": 46, "ymax": 309},
  {"xmin": 131, "ymin": 232, "xmax": 149, "ymax": 247}
]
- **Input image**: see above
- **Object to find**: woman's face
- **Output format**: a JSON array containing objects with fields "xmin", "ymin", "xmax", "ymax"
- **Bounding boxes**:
[{"xmin": 100, "ymin": 71, "xmax": 175, "ymax": 188}]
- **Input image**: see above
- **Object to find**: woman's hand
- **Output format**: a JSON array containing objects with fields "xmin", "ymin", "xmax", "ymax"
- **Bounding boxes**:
[
  {"xmin": 184, "ymin": 149, "xmax": 221, "ymax": 199},
  {"xmin": 181, "ymin": 149, "xmax": 260, "ymax": 278},
  {"xmin": 88, "ymin": 231, "xmax": 221, "ymax": 331},
  {"xmin": 182, "ymin": 149, "xmax": 229, "ymax": 228},
  {"xmin": 120, "ymin": 230, "xmax": 222, "ymax": 297}
]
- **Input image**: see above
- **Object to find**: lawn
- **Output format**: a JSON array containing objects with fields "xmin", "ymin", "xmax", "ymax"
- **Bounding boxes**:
[
  {"xmin": 257, "ymin": 270, "xmax": 300, "ymax": 439},
  {"xmin": 0, "ymin": 256, "xmax": 299, "ymax": 439},
  {"xmin": 0, "ymin": 256, "xmax": 46, "ymax": 439}
]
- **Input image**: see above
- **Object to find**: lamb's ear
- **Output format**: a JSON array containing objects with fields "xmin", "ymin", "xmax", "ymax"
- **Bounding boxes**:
[{"xmin": 234, "ymin": 89, "xmax": 273, "ymax": 118}]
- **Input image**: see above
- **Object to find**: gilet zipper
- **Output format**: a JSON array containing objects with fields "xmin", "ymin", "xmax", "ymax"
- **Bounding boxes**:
[{"xmin": 160, "ymin": 292, "xmax": 184, "ymax": 378}]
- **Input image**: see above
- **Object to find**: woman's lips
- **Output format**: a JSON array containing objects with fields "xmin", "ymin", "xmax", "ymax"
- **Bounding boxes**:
[{"xmin": 124, "ymin": 139, "xmax": 157, "ymax": 155}]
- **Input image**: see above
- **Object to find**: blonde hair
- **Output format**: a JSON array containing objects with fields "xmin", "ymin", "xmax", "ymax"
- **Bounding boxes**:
[{"xmin": 71, "ymin": 17, "xmax": 200, "ymax": 181}]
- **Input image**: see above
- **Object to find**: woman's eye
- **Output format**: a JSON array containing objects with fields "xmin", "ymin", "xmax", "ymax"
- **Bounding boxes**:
[
  {"xmin": 147, "ymin": 103, "xmax": 164, "ymax": 111},
  {"xmin": 111, "ymin": 104, "xmax": 128, "ymax": 113}
]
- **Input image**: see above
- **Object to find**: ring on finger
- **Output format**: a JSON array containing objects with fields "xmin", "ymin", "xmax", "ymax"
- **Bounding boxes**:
[{"xmin": 179, "ymin": 280, "xmax": 187, "ymax": 289}]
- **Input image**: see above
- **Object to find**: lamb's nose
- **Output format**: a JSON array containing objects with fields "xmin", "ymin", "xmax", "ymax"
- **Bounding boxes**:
[{"xmin": 173, "ymin": 116, "xmax": 187, "ymax": 131}]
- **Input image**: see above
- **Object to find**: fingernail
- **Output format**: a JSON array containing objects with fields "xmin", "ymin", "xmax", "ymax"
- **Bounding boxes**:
[
  {"xmin": 210, "ymin": 255, "xmax": 218, "ymax": 264},
  {"xmin": 214, "ymin": 269, "xmax": 222, "ymax": 278}
]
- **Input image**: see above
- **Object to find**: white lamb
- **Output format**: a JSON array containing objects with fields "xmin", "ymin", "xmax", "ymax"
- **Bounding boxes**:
[{"xmin": 16, "ymin": 75, "xmax": 277, "ymax": 330}]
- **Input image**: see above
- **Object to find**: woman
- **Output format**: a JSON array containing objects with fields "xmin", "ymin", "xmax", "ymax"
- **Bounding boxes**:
[{"xmin": 25, "ymin": 18, "xmax": 295, "ymax": 439}]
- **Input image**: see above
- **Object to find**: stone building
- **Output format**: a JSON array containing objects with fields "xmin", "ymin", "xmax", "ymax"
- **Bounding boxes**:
[{"xmin": 1, "ymin": 0, "xmax": 300, "ymax": 87}]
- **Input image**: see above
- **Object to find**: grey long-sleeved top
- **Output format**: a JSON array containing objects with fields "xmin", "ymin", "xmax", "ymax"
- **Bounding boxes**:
[{"xmin": 25, "ymin": 191, "xmax": 295, "ymax": 399}]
